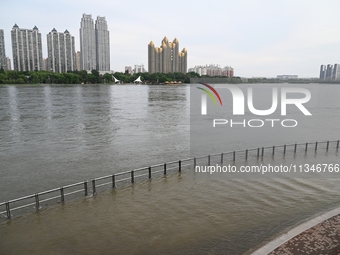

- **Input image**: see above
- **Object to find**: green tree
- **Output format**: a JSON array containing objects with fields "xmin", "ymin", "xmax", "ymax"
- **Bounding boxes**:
[
  {"xmin": 87, "ymin": 74, "xmax": 97, "ymax": 84},
  {"xmin": 91, "ymin": 70, "xmax": 100, "ymax": 83},
  {"xmin": 0, "ymin": 73, "xmax": 6, "ymax": 83},
  {"xmin": 103, "ymin": 73, "xmax": 113, "ymax": 84}
]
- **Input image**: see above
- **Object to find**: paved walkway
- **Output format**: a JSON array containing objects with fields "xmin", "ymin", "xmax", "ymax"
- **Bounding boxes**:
[
  {"xmin": 251, "ymin": 207, "xmax": 340, "ymax": 255},
  {"xmin": 269, "ymin": 213, "xmax": 340, "ymax": 255}
]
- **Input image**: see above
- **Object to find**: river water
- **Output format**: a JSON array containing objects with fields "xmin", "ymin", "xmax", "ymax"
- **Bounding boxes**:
[{"xmin": 1, "ymin": 84, "xmax": 340, "ymax": 254}]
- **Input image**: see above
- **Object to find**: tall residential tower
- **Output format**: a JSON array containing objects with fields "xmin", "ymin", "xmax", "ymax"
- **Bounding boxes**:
[
  {"xmin": 326, "ymin": 64, "xmax": 333, "ymax": 80},
  {"xmin": 11, "ymin": 24, "xmax": 43, "ymax": 71},
  {"xmin": 0, "ymin": 29, "xmax": 7, "ymax": 70},
  {"xmin": 47, "ymin": 28, "xmax": 76, "ymax": 73},
  {"xmin": 95, "ymin": 16, "xmax": 110, "ymax": 71},
  {"xmin": 80, "ymin": 14, "xmax": 96, "ymax": 71},
  {"xmin": 319, "ymin": 65, "xmax": 326, "ymax": 80},
  {"xmin": 148, "ymin": 37, "xmax": 187, "ymax": 74},
  {"xmin": 80, "ymin": 14, "xmax": 110, "ymax": 72}
]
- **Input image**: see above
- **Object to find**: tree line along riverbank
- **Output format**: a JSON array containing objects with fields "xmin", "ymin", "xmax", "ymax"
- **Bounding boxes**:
[
  {"xmin": 0, "ymin": 69, "xmax": 333, "ymax": 85},
  {"xmin": 0, "ymin": 69, "xmax": 243, "ymax": 85}
]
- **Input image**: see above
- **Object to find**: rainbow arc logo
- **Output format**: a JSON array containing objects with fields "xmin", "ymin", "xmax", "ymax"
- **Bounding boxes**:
[
  {"xmin": 197, "ymin": 82, "xmax": 223, "ymax": 115},
  {"xmin": 197, "ymin": 83, "xmax": 223, "ymax": 105}
]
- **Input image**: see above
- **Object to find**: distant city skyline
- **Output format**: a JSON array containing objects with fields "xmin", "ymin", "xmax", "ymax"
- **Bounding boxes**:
[{"xmin": 2, "ymin": 0, "xmax": 340, "ymax": 77}]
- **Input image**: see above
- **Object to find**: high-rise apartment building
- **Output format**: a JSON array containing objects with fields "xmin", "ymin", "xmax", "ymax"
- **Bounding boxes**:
[
  {"xmin": 125, "ymin": 66, "xmax": 132, "ymax": 74},
  {"xmin": 76, "ymin": 51, "xmax": 81, "ymax": 71},
  {"xmin": 47, "ymin": 28, "xmax": 76, "ymax": 73},
  {"xmin": 43, "ymin": 58, "xmax": 49, "ymax": 71},
  {"xmin": 80, "ymin": 14, "xmax": 96, "ymax": 71},
  {"xmin": 326, "ymin": 64, "xmax": 333, "ymax": 80},
  {"xmin": 134, "ymin": 64, "xmax": 146, "ymax": 73},
  {"xmin": 0, "ymin": 29, "xmax": 7, "ymax": 70},
  {"xmin": 80, "ymin": 14, "xmax": 110, "ymax": 72},
  {"xmin": 95, "ymin": 16, "xmax": 110, "ymax": 71},
  {"xmin": 319, "ymin": 65, "xmax": 326, "ymax": 80},
  {"xmin": 11, "ymin": 24, "xmax": 43, "ymax": 71},
  {"xmin": 6, "ymin": 57, "xmax": 11, "ymax": 70},
  {"xmin": 333, "ymin": 64, "xmax": 340, "ymax": 81},
  {"xmin": 148, "ymin": 37, "xmax": 187, "ymax": 74}
]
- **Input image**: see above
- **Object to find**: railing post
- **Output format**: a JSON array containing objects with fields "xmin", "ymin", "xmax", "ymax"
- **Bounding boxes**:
[
  {"xmin": 92, "ymin": 180, "xmax": 96, "ymax": 195},
  {"xmin": 179, "ymin": 160, "xmax": 181, "ymax": 172},
  {"xmin": 272, "ymin": 146, "xmax": 275, "ymax": 155},
  {"xmin": 283, "ymin": 145, "xmax": 286, "ymax": 155},
  {"xmin": 315, "ymin": 142, "xmax": 318, "ymax": 151},
  {"xmin": 257, "ymin": 148, "xmax": 260, "ymax": 159},
  {"xmin": 233, "ymin": 151, "xmax": 236, "ymax": 162},
  {"xmin": 305, "ymin": 142, "xmax": 308, "ymax": 152},
  {"xmin": 261, "ymin": 147, "xmax": 264, "ymax": 157},
  {"xmin": 337, "ymin": 140, "xmax": 340, "ymax": 149},
  {"xmin": 221, "ymin": 153, "xmax": 223, "ymax": 164},
  {"xmin": 327, "ymin": 141, "xmax": 329, "ymax": 151},
  {"xmin": 84, "ymin": 181, "xmax": 88, "ymax": 196},
  {"xmin": 112, "ymin": 175, "xmax": 115, "ymax": 188},
  {"xmin": 208, "ymin": 155, "xmax": 210, "ymax": 166},
  {"xmin": 5, "ymin": 202, "xmax": 11, "ymax": 219},
  {"xmin": 294, "ymin": 143, "xmax": 297, "ymax": 153},
  {"xmin": 131, "ymin": 171, "xmax": 134, "ymax": 184},
  {"xmin": 194, "ymin": 157, "xmax": 196, "ymax": 168},
  {"xmin": 245, "ymin": 149, "xmax": 248, "ymax": 160},
  {"xmin": 60, "ymin": 187, "xmax": 65, "ymax": 203},
  {"xmin": 35, "ymin": 194, "xmax": 40, "ymax": 211},
  {"xmin": 164, "ymin": 163, "xmax": 167, "ymax": 175},
  {"xmin": 149, "ymin": 166, "xmax": 152, "ymax": 179}
]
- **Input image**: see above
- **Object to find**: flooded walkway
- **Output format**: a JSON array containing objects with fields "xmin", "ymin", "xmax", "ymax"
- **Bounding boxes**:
[{"xmin": 2, "ymin": 149, "xmax": 340, "ymax": 254}]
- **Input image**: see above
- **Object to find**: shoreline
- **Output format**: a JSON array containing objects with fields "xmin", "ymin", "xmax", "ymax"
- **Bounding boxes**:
[{"xmin": 249, "ymin": 205, "xmax": 340, "ymax": 254}]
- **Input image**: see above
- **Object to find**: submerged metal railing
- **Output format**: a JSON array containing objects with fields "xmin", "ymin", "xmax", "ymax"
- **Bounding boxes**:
[{"xmin": 0, "ymin": 140, "xmax": 339, "ymax": 220}]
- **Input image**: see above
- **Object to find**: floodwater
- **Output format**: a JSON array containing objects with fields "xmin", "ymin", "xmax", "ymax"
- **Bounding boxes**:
[{"xmin": 1, "ymin": 84, "xmax": 340, "ymax": 254}]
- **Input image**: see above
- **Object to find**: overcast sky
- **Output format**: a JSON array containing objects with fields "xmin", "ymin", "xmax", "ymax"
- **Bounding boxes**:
[{"xmin": 2, "ymin": 0, "xmax": 340, "ymax": 77}]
